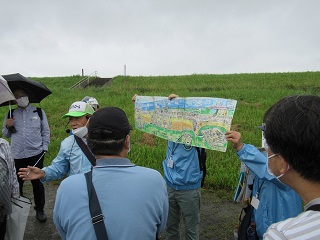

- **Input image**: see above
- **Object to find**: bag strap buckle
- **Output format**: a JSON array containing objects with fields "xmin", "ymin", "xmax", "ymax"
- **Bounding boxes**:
[{"xmin": 91, "ymin": 214, "xmax": 104, "ymax": 224}]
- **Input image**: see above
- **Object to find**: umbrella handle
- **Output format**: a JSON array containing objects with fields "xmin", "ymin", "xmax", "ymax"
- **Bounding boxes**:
[{"xmin": 9, "ymin": 102, "xmax": 12, "ymax": 118}]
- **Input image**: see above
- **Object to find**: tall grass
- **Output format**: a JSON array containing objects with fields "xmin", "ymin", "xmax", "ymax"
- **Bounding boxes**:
[{"xmin": 1, "ymin": 72, "xmax": 319, "ymax": 191}]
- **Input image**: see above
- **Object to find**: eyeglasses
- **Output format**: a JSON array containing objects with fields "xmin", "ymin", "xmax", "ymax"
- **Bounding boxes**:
[{"xmin": 258, "ymin": 123, "xmax": 266, "ymax": 132}]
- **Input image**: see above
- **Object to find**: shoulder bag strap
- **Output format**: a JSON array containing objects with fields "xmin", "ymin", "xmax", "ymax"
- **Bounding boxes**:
[
  {"xmin": 85, "ymin": 171, "xmax": 108, "ymax": 240},
  {"xmin": 74, "ymin": 136, "xmax": 96, "ymax": 166}
]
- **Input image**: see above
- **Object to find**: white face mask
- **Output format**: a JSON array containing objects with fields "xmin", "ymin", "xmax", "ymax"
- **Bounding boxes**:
[
  {"xmin": 267, "ymin": 153, "xmax": 289, "ymax": 179},
  {"xmin": 72, "ymin": 126, "xmax": 88, "ymax": 138},
  {"xmin": 16, "ymin": 96, "xmax": 29, "ymax": 108}
]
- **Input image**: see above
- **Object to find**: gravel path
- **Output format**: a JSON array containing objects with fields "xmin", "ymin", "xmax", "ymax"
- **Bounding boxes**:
[{"xmin": 22, "ymin": 181, "xmax": 243, "ymax": 240}]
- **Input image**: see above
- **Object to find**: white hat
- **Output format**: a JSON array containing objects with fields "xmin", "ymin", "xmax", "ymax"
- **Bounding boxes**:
[
  {"xmin": 87, "ymin": 97, "xmax": 98, "ymax": 106},
  {"xmin": 62, "ymin": 101, "xmax": 94, "ymax": 119},
  {"xmin": 82, "ymin": 96, "xmax": 99, "ymax": 110}
]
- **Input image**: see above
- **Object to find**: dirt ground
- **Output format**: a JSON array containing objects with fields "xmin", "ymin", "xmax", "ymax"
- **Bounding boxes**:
[{"xmin": 22, "ymin": 181, "xmax": 243, "ymax": 240}]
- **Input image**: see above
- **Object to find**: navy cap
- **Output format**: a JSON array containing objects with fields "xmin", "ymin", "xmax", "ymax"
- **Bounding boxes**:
[{"xmin": 88, "ymin": 107, "xmax": 132, "ymax": 140}]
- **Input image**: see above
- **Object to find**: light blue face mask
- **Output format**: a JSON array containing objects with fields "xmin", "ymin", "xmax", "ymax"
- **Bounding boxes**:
[{"xmin": 267, "ymin": 153, "xmax": 290, "ymax": 179}]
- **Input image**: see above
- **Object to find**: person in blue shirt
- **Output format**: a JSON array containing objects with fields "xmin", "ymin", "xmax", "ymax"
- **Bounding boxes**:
[
  {"xmin": 225, "ymin": 130, "xmax": 302, "ymax": 239},
  {"xmin": 18, "ymin": 101, "xmax": 94, "ymax": 183},
  {"xmin": 132, "ymin": 93, "xmax": 203, "ymax": 240},
  {"xmin": 53, "ymin": 107, "xmax": 168, "ymax": 240},
  {"xmin": 66, "ymin": 97, "xmax": 99, "ymax": 136},
  {"xmin": 163, "ymin": 140, "xmax": 203, "ymax": 240}
]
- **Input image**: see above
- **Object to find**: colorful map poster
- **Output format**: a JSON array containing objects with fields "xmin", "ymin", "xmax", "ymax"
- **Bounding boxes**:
[{"xmin": 134, "ymin": 96, "xmax": 237, "ymax": 152}]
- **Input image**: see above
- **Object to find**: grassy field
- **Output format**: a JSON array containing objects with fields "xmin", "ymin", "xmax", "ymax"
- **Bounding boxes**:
[{"xmin": 1, "ymin": 72, "xmax": 319, "ymax": 191}]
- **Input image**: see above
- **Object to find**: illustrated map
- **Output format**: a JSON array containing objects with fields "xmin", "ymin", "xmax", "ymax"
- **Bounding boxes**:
[{"xmin": 134, "ymin": 96, "xmax": 237, "ymax": 152}]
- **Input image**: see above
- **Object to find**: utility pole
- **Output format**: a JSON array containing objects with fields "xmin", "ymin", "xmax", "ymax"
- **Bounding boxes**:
[{"xmin": 124, "ymin": 65, "xmax": 126, "ymax": 76}]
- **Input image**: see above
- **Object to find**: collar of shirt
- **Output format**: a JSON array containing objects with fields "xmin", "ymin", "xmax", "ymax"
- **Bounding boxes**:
[
  {"xmin": 16, "ymin": 104, "xmax": 32, "ymax": 112},
  {"xmin": 304, "ymin": 197, "xmax": 320, "ymax": 211},
  {"xmin": 94, "ymin": 157, "xmax": 135, "ymax": 168}
]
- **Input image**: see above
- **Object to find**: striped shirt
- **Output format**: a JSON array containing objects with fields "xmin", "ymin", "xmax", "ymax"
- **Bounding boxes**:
[
  {"xmin": 263, "ymin": 210, "xmax": 320, "ymax": 240},
  {"xmin": 2, "ymin": 105, "xmax": 50, "ymax": 159},
  {"xmin": 0, "ymin": 138, "xmax": 19, "ymax": 198},
  {"xmin": 0, "ymin": 157, "xmax": 11, "ymax": 215}
]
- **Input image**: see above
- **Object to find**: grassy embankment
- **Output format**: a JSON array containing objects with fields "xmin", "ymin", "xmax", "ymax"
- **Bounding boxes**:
[{"xmin": 1, "ymin": 72, "xmax": 319, "ymax": 192}]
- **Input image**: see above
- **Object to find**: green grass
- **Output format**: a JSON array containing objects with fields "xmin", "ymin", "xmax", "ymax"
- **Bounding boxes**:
[{"xmin": 1, "ymin": 72, "xmax": 320, "ymax": 191}]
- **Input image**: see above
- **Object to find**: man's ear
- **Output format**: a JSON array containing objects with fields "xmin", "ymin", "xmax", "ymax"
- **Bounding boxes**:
[
  {"xmin": 278, "ymin": 155, "xmax": 290, "ymax": 174},
  {"xmin": 124, "ymin": 135, "xmax": 130, "ymax": 150}
]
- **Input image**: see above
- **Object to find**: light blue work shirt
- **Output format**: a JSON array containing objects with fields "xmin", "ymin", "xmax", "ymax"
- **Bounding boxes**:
[
  {"xmin": 2, "ymin": 105, "xmax": 50, "ymax": 159},
  {"xmin": 41, "ymin": 135, "xmax": 92, "ymax": 182},
  {"xmin": 53, "ymin": 157, "xmax": 168, "ymax": 240},
  {"xmin": 163, "ymin": 141, "xmax": 203, "ymax": 190},
  {"xmin": 237, "ymin": 144, "xmax": 302, "ymax": 239}
]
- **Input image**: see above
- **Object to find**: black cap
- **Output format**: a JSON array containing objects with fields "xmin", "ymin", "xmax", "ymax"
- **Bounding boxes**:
[{"xmin": 88, "ymin": 107, "xmax": 132, "ymax": 140}]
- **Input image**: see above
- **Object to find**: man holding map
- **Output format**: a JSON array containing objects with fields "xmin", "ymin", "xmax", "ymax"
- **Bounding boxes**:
[{"xmin": 132, "ymin": 93, "xmax": 204, "ymax": 240}]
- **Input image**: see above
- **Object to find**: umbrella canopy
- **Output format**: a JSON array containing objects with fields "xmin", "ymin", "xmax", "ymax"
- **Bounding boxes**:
[
  {"xmin": 0, "ymin": 73, "xmax": 52, "ymax": 106},
  {"xmin": 0, "ymin": 75, "xmax": 16, "ymax": 105}
]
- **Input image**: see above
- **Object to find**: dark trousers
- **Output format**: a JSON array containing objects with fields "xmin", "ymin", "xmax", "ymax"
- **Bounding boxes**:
[
  {"xmin": 15, "ymin": 151, "xmax": 45, "ymax": 212},
  {"xmin": 0, "ymin": 215, "xmax": 7, "ymax": 240}
]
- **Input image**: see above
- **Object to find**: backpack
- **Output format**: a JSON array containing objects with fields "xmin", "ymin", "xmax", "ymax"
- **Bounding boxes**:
[
  {"xmin": 237, "ymin": 180, "xmax": 264, "ymax": 240},
  {"xmin": 238, "ymin": 204, "xmax": 257, "ymax": 240},
  {"xmin": 7, "ymin": 107, "xmax": 43, "ymax": 120},
  {"xmin": 195, "ymin": 147, "xmax": 206, "ymax": 187}
]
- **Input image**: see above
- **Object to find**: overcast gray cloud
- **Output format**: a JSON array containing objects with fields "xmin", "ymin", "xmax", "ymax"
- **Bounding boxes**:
[{"xmin": 1, "ymin": 0, "xmax": 319, "ymax": 77}]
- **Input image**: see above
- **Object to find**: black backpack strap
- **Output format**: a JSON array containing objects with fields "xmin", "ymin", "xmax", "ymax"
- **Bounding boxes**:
[
  {"xmin": 34, "ymin": 107, "xmax": 43, "ymax": 120},
  {"xmin": 196, "ymin": 147, "xmax": 206, "ymax": 187},
  {"xmin": 306, "ymin": 204, "xmax": 320, "ymax": 211},
  {"xmin": 74, "ymin": 136, "xmax": 96, "ymax": 166},
  {"xmin": 85, "ymin": 171, "xmax": 108, "ymax": 240}
]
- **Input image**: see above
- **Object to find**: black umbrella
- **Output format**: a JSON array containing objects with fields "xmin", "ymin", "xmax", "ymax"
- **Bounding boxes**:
[{"xmin": 0, "ymin": 73, "xmax": 52, "ymax": 106}]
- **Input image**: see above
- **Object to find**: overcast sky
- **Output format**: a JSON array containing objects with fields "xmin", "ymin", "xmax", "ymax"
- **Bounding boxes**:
[{"xmin": 1, "ymin": 0, "xmax": 319, "ymax": 77}]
